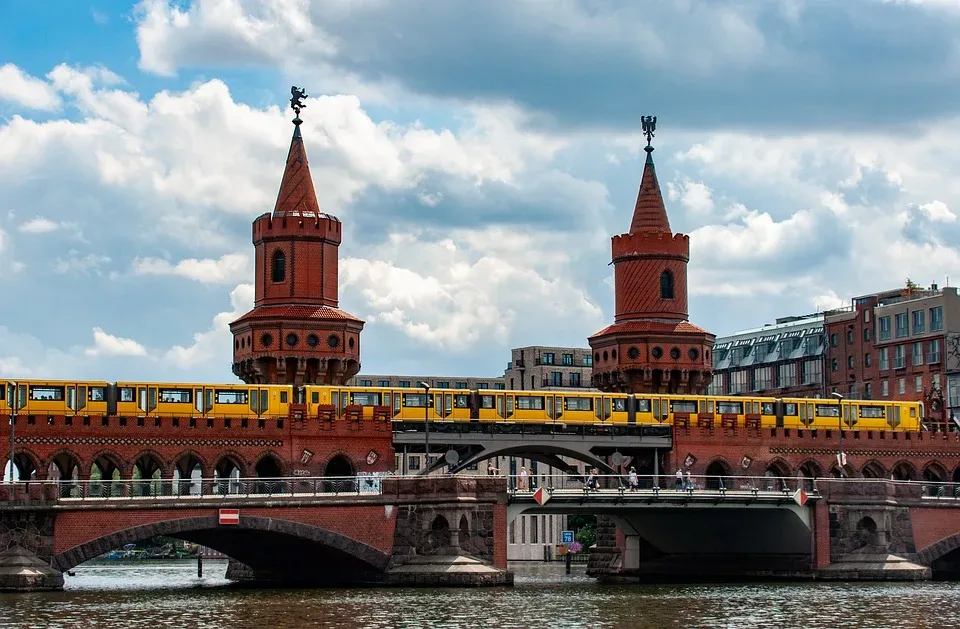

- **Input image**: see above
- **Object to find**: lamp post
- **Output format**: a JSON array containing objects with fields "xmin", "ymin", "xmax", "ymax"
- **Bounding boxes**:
[
  {"xmin": 419, "ymin": 381, "xmax": 430, "ymax": 472},
  {"xmin": 831, "ymin": 391, "xmax": 845, "ymax": 477},
  {"xmin": 8, "ymin": 381, "xmax": 17, "ymax": 484}
]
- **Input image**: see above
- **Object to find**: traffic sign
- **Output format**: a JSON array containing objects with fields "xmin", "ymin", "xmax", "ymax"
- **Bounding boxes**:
[
  {"xmin": 219, "ymin": 508, "xmax": 240, "ymax": 525},
  {"xmin": 792, "ymin": 488, "xmax": 808, "ymax": 507},
  {"xmin": 533, "ymin": 487, "xmax": 552, "ymax": 505},
  {"xmin": 561, "ymin": 530, "xmax": 575, "ymax": 544}
]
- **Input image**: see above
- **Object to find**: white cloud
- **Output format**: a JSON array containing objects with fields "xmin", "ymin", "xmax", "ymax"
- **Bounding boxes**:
[
  {"xmin": 131, "ymin": 253, "xmax": 252, "ymax": 284},
  {"xmin": 164, "ymin": 283, "xmax": 253, "ymax": 367},
  {"xmin": 54, "ymin": 252, "xmax": 111, "ymax": 275},
  {"xmin": 667, "ymin": 178, "xmax": 715, "ymax": 215},
  {"xmin": 19, "ymin": 217, "xmax": 77, "ymax": 234},
  {"xmin": 918, "ymin": 200, "xmax": 956, "ymax": 222},
  {"xmin": 84, "ymin": 327, "xmax": 149, "ymax": 357},
  {"xmin": 0, "ymin": 64, "xmax": 60, "ymax": 111}
]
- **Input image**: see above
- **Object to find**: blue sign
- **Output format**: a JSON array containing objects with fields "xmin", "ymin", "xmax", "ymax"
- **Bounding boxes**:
[{"xmin": 561, "ymin": 530, "xmax": 575, "ymax": 544}]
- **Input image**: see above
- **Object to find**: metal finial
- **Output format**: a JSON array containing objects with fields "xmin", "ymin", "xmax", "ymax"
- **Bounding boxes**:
[
  {"xmin": 641, "ymin": 115, "xmax": 657, "ymax": 152},
  {"xmin": 290, "ymin": 85, "xmax": 308, "ymax": 124}
]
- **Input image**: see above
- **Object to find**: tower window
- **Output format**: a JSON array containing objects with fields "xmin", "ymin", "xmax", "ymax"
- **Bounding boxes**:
[
  {"xmin": 660, "ymin": 270, "xmax": 674, "ymax": 300},
  {"xmin": 271, "ymin": 250, "xmax": 286, "ymax": 283}
]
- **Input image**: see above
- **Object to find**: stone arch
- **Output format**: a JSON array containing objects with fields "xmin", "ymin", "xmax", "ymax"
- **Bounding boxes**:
[
  {"xmin": 860, "ymin": 459, "xmax": 886, "ymax": 479},
  {"xmin": 5, "ymin": 447, "xmax": 42, "ymax": 482},
  {"xmin": 916, "ymin": 533, "xmax": 960, "ymax": 567},
  {"xmin": 89, "ymin": 450, "xmax": 124, "ymax": 479},
  {"xmin": 44, "ymin": 449, "xmax": 82, "ymax": 493},
  {"xmin": 922, "ymin": 461, "xmax": 948, "ymax": 483},
  {"xmin": 459, "ymin": 514, "xmax": 470, "ymax": 544},
  {"xmin": 172, "ymin": 450, "xmax": 207, "ymax": 496},
  {"xmin": 829, "ymin": 461, "xmax": 858, "ymax": 478},
  {"xmin": 213, "ymin": 451, "xmax": 247, "ymax": 478},
  {"xmin": 253, "ymin": 451, "xmax": 285, "ymax": 478},
  {"xmin": 890, "ymin": 460, "xmax": 917, "ymax": 481},
  {"xmin": 796, "ymin": 459, "xmax": 822, "ymax": 491},
  {"xmin": 855, "ymin": 516, "xmax": 880, "ymax": 548},
  {"xmin": 323, "ymin": 453, "xmax": 355, "ymax": 477},
  {"xmin": 763, "ymin": 458, "xmax": 791, "ymax": 491},
  {"xmin": 51, "ymin": 515, "xmax": 390, "ymax": 575},
  {"xmin": 426, "ymin": 515, "xmax": 452, "ymax": 552},
  {"xmin": 131, "ymin": 451, "xmax": 166, "ymax": 496},
  {"xmin": 703, "ymin": 457, "xmax": 731, "ymax": 490}
]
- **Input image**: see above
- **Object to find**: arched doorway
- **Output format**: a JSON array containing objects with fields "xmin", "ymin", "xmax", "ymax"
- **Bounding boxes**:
[
  {"xmin": 704, "ymin": 460, "xmax": 730, "ymax": 490},
  {"xmin": 427, "ymin": 515, "xmax": 451, "ymax": 553},
  {"xmin": 459, "ymin": 515, "xmax": 469, "ymax": 550},
  {"xmin": 254, "ymin": 454, "xmax": 284, "ymax": 494},
  {"xmin": 891, "ymin": 462, "xmax": 916, "ymax": 481},
  {"xmin": 323, "ymin": 455, "xmax": 355, "ymax": 493}
]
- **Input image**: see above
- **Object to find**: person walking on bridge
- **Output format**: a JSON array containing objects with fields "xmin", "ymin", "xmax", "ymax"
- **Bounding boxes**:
[{"xmin": 674, "ymin": 468, "xmax": 683, "ymax": 490}]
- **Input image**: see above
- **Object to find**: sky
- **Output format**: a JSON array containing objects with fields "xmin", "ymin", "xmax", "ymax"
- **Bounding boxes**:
[{"xmin": 1, "ymin": 0, "xmax": 960, "ymax": 383}]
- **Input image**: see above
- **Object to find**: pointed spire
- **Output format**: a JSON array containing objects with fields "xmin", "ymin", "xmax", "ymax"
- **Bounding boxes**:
[
  {"xmin": 273, "ymin": 92, "xmax": 321, "ymax": 218},
  {"xmin": 629, "ymin": 115, "xmax": 671, "ymax": 234}
]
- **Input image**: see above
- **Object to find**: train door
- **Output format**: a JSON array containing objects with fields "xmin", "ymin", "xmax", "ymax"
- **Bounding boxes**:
[
  {"xmin": 496, "ymin": 393, "xmax": 505, "ymax": 419},
  {"xmin": 330, "ymin": 388, "xmax": 345, "ymax": 417},
  {"xmin": 842, "ymin": 402, "xmax": 856, "ymax": 429},
  {"xmin": 66, "ymin": 385, "xmax": 86, "ymax": 414},
  {"xmin": 441, "ymin": 392, "xmax": 453, "ymax": 419},
  {"xmin": 138, "ymin": 386, "xmax": 158, "ymax": 416},
  {"xmin": 546, "ymin": 395, "xmax": 555, "ymax": 421},
  {"xmin": 887, "ymin": 404, "xmax": 901, "ymax": 429},
  {"xmin": 652, "ymin": 397, "xmax": 669, "ymax": 423},
  {"xmin": 602, "ymin": 397, "xmax": 611, "ymax": 422},
  {"xmin": 505, "ymin": 394, "xmax": 515, "ymax": 420},
  {"xmin": 392, "ymin": 390, "xmax": 402, "ymax": 418}
]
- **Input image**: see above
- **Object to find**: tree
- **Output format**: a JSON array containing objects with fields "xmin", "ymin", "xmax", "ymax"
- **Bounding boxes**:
[{"xmin": 906, "ymin": 278, "xmax": 920, "ymax": 292}]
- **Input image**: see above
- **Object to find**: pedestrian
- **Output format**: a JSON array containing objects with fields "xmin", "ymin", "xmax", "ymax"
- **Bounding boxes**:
[
  {"xmin": 628, "ymin": 466, "xmax": 639, "ymax": 491},
  {"xmin": 519, "ymin": 466, "xmax": 529, "ymax": 491},
  {"xmin": 684, "ymin": 469, "xmax": 693, "ymax": 490},
  {"xmin": 586, "ymin": 468, "xmax": 598, "ymax": 491},
  {"xmin": 487, "ymin": 461, "xmax": 499, "ymax": 476},
  {"xmin": 674, "ymin": 468, "xmax": 683, "ymax": 490}
]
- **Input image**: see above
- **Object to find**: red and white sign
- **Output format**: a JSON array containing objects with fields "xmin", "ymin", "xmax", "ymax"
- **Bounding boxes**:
[
  {"xmin": 792, "ymin": 488, "xmax": 808, "ymax": 507},
  {"xmin": 533, "ymin": 487, "xmax": 552, "ymax": 506},
  {"xmin": 219, "ymin": 508, "xmax": 240, "ymax": 525}
]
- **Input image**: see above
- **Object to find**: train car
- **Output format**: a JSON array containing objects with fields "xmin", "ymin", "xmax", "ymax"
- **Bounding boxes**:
[
  {"xmin": 113, "ymin": 382, "xmax": 292, "ymax": 419},
  {"xmin": 15, "ymin": 380, "xmax": 111, "ymax": 416},
  {"xmin": 305, "ymin": 385, "xmax": 409, "ymax": 420}
]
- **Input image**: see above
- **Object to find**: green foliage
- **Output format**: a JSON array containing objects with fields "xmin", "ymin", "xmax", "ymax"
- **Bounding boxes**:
[
  {"xmin": 566, "ymin": 514, "xmax": 596, "ymax": 530},
  {"xmin": 575, "ymin": 525, "xmax": 596, "ymax": 549}
]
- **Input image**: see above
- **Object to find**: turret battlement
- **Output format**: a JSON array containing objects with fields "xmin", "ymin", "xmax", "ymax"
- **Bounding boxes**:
[
  {"xmin": 611, "ymin": 230, "xmax": 689, "ymax": 261},
  {"xmin": 253, "ymin": 212, "xmax": 343, "ymax": 245}
]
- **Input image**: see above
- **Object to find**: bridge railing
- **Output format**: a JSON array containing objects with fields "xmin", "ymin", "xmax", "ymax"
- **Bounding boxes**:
[
  {"xmin": 5, "ymin": 475, "xmax": 392, "ymax": 501},
  {"xmin": 504, "ymin": 473, "xmax": 818, "ymax": 497}
]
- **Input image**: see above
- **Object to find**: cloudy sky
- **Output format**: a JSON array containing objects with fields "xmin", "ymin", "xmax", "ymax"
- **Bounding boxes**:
[{"xmin": 1, "ymin": 0, "xmax": 959, "ymax": 383}]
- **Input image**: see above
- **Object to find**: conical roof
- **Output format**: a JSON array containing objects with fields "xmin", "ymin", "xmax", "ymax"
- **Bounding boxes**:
[
  {"xmin": 629, "ymin": 147, "xmax": 671, "ymax": 234},
  {"xmin": 272, "ymin": 122, "xmax": 323, "ymax": 219}
]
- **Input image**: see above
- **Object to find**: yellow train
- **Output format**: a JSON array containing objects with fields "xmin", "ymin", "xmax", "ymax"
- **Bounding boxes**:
[{"xmin": 2, "ymin": 379, "xmax": 924, "ymax": 431}]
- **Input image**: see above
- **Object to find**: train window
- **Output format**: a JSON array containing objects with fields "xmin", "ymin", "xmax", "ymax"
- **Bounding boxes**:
[
  {"xmin": 784, "ymin": 403, "xmax": 798, "ymax": 415},
  {"xmin": 216, "ymin": 390, "xmax": 248, "ymax": 404},
  {"xmin": 403, "ymin": 394, "xmax": 427, "ymax": 407},
  {"xmin": 859, "ymin": 405, "xmax": 885, "ymax": 419},
  {"xmin": 717, "ymin": 402, "xmax": 743, "ymax": 414},
  {"xmin": 564, "ymin": 397, "xmax": 593, "ymax": 411},
  {"xmin": 761, "ymin": 402, "xmax": 774, "ymax": 414},
  {"xmin": 29, "ymin": 386, "xmax": 64, "ymax": 401},
  {"xmin": 120, "ymin": 387, "xmax": 135, "ymax": 402},
  {"xmin": 352, "ymin": 392, "xmax": 382, "ymax": 406},
  {"xmin": 311, "ymin": 391, "xmax": 319, "ymax": 404},
  {"xmin": 0, "ymin": 386, "xmax": 4, "ymax": 400},
  {"xmin": 159, "ymin": 389, "xmax": 192, "ymax": 403},
  {"xmin": 612, "ymin": 398, "xmax": 627, "ymax": 412},
  {"xmin": 88, "ymin": 387, "xmax": 106, "ymax": 402},
  {"xmin": 815, "ymin": 404, "xmax": 840, "ymax": 417},
  {"xmin": 635, "ymin": 398, "xmax": 651, "ymax": 412},
  {"xmin": 453, "ymin": 394, "xmax": 469, "ymax": 408},
  {"xmin": 670, "ymin": 401, "xmax": 697, "ymax": 413},
  {"xmin": 479, "ymin": 395, "xmax": 496, "ymax": 409},
  {"xmin": 280, "ymin": 391, "xmax": 288, "ymax": 403},
  {"xmin": 516, "ymin": 396, "xmax": 545, "ymax": 410}
]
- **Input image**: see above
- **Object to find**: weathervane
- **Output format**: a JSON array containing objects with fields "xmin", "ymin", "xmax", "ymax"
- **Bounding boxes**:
[
  {"xmin": 290, "ymin": 86, "xmax": 308, "ymax": 124},
  {"xmin": 641, "ymin": 115, "xmax": 657, "ymax": 152}
]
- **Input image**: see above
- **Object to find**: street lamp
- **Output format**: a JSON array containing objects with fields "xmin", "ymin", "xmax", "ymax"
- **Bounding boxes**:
[
  {"xmin": 831, "ymin": 391, "xmax": 845, "ymax": 477},
  {"xmin": 419, "ymin": 381, "xmax": 430, "ymax": 472}
]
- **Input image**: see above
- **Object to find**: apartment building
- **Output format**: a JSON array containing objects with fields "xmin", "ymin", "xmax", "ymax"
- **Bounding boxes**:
[{"xmin": 502, "ymin": 346, "xmax": 597, "ymax": 391}]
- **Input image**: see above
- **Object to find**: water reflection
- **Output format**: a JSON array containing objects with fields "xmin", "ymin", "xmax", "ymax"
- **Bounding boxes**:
[{"xmin": 1, "ymin": 560, "xmax": 959, "ymax": 629}]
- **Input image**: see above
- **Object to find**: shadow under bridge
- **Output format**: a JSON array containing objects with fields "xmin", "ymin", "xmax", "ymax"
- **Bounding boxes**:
[{"xmin": 392, "ymin": 421, "xmax": 672, "ymax": 476}]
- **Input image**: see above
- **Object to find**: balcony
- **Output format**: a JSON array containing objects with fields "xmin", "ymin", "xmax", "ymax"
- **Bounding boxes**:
[{"xmin": 927, "ymin": 352, "xmax": 942, "ymax": 364}]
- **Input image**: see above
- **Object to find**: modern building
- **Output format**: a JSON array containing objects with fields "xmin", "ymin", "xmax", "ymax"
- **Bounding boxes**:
[
  {"xmin": 824, "ymin": 283, "xmax": 956, "ymax": 427},
  {"xmin": 503, "ymin": 346, "xmax": 596, "ymax": 391},
  {"xmin": 588, "ymin": 119, "xmax": 715, "ymax": 394},
  {"xmin": 708, "ymin": 314, "xmax": 826, "ymax": 398}
]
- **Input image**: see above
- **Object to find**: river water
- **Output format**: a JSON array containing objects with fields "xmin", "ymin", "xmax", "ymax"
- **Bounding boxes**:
[{"xmin": 1, "ymin": 560, "xmax": 958, "ymax": 628}]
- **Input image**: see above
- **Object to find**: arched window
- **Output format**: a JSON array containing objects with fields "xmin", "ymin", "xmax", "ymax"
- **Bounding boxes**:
[
  {"xmin": 660, "ymin": 270, "xmax": 674, "ymax": 300},
  {"xmin": 271, "ymin": 250, "xmax": 286, "ymax": 283}
]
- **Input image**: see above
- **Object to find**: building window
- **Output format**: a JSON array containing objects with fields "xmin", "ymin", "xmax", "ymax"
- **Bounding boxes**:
[
  {"xmin": 753, "ymin": 366, "xmax": 772, "ymax": 390},
  {"xmin": 379, "ymin": 380, "xmax": 390, "ymax": 387},
  {"xmin": 542, "ymin": 353, "xmax": 555, "ymax": 365},
  {"xmin": 831, "ymin": 358, "xmax": 838, "ymax": 372},
  {"xmin": 864, "ymin": 328, "xmax": 872, "ymax": 342},
  {"xmin": 530, "ymin": 515, "xmax": 538, "ymax": 544},
  {"xmin": 864, "ymin": 382, "xmax": 872, "ymax": 399},
  {"xmin": 912, "ymin": 342, "xmax": 923, "ymax": 366},
  {"xmin": 456, "ymin": 381, "xmax": 467, "ymax": 389},
  {"xmin": 928, "ymin": 339, "xmax": 941, "ymax": 363},
  {"xmin": 495, "ymin": 383, "xmax": 505, "ymax": 390},
  {"xmin": 895, "ymin": 313, "xmax": 908, "ymax": 338},
  {"xmin": 570, "ymin": 372, "xmax": 582, "ymax": 387},
  {"xmin": 582, "ymin": 356, "xmax": 593, "ymax": 366},
  {"xmin": 271, "ymin": 250, "xmax": 286, "ymax": 282},
  {"xmin": 730, "ymin": 370, "xmax": 748, "ymax": 394},
  {"xmin": 898, "ymin": 378, "xmax": 905, "ymax": 395},
  {"xmin": 864, "ymin": 310, "xmax": 871, "ymax": 323},
  {"xmin": 801, "ymin": 359, "xmax": 822, "ymax": 385},
  {"xmin": 881, "ymin": 379, "xmax": 889, "ymax": 397},
  {"xmin": 846, "ymin": 330, "xmax": 853, "ymax": 344},
  {"xmin": 660, "ymin": 270, "xmax": 674, "ymax": 299},
  {"xmin": 360, "ymin": 379, "xmax": 373, "ymax": 386},
  {"xmin": 912, "ymin": 310, "xmax": 925, "ymax": 335},
  {"xmin": 549, "ymin": 372, "xmax": 562, "ymax": 386},
  {"xmin": 848, "ymin": 383, "xmax": 856, "ymax": 397},
  {"xmin": 933, "ymin": 373, "xmax": 941, "ymax": 388},
  {"xmin": 878, "ymin": 316, "xmax": 891, "ymax": 341},
  {"xmin": 399, "ymin": 380, "xmax": 411, "ymax": 388},
  {"xmin": 830, "ymin": 334, "xmax": 837, "ymax": 348},
  {"xmin": 847, "ymin": 355, "xmax": 854, "ymax": 369},
  {"xmin": 931, "ymin": 306, "xmax": 943, "ymax": 331},
  {"xmin": 437, "ymin": 381, "xmax": 449, "ymax": 388},
  {"xmin": 478, "ymin": 382, "xmax": 489, "ymax": 389},
  {"xmin": 778, "ymin": 363, "xmax": 797, "ymax": 388},
  {"xmin": 562, "ymin": 353, "xmax": 573, "ymax": 366},
  {"xmin": 879, "ymin": 348, "xmax": 889, "ymax": 371},
  {"xmin": 894, "ymin": 345, "xmax": 905, "ymax": 369},
  {"xmin": 509, "ymin": 378, "xmax": 515, "ymax": 389},
  {"xmin": 865, "ymin": 353, "xmax": 871, "ymax": 367},
  {"xmin": 915, "ymin": 375, "xmax": 923, "ymax": 393}
]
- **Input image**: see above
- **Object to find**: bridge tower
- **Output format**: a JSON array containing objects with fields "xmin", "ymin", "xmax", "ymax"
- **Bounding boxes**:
[
  {"xmin": 588, "ymin": 117, "xmax": 715, "ymax": 394},
  {"xmin": 230, "ymin": 91, "xmax": 364, "ymax": 385}
]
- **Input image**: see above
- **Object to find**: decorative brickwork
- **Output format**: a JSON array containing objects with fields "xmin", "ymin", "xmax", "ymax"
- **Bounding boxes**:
[
  {"xmin": 230, "ymin": 117, "xmax": 364, "ymax": 385},
  {"xmin": 589, "ymin": 123, "xmax": 715, "ymax": 393}
]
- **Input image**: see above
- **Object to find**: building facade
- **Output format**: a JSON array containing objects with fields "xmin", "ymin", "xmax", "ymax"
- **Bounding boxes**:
[
  {"xmin": 708, "ymin": 314, "xmax": 826, "ymax": 398},
  {"xmin": 588, "ymin": 120, "xmax": 715, "ymax": 393},
  {"xmin": 348, "ymin": 374, "xmax": 505, "ymax": 390},
  {"xmin": 503, "ymin": 346, "xmax": 596, "ymax": 391},
  {"xmin": 824, "ymin": 283, "xmax": 957, "ymax": 427}
]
